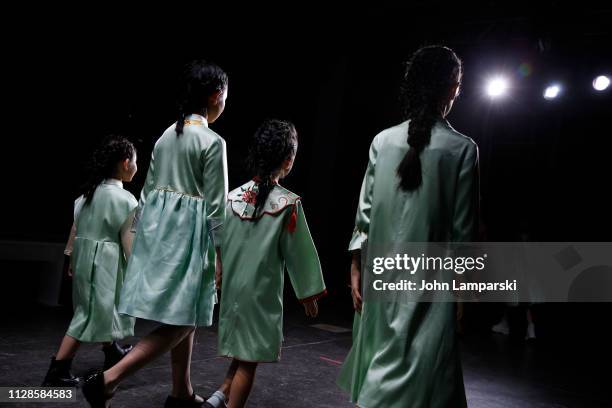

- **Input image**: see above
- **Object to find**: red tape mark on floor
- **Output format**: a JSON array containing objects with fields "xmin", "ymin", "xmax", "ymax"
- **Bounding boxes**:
[{"xmin": 319, "ymin": 355, "xmax": 343, "ymax": 365}]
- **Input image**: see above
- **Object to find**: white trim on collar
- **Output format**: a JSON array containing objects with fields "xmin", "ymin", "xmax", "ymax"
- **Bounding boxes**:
[{"xmin": 103, "ymin": 178, "xmax": 123, "ymax": 188}]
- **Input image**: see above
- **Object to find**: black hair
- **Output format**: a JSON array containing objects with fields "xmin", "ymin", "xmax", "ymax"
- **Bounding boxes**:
[
  {"xmin": 397, "ymin": 45, "xmax": 462, "ymax": 191},
  {"xmin": 82, "ymin": 135, "xmax": 136, "ymax": 204},
  {"xmin": 175, "ymin": 60, "xmax": 228, "ymax": 136},
  {"xmin": 246, "ymin": 119, "xmax": 298, "ymax": 213}
]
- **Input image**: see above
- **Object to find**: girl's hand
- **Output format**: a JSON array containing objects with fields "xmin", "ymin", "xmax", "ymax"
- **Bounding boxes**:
[
  {"xmin": 456, "ymin": 301, "xmax": 464, "ymax": 322},
  {"xmin": 351, "ymin": 251, "xmax": 363, "ymax": 313},
  {"xmin": 303, "ymin": 300, "xmax": 319, "ymax": 317},
  {"xmin": 215, "ymin": 247, "xmax": 223, "ymax": 290},
  {"xmin": 63, "ymin": 255, "xmax": 73, "ymax": 278}
]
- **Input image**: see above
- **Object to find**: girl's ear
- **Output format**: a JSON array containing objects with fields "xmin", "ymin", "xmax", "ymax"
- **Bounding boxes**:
[
  {"xmin": 452, "ymin": 82, "xmax": 461, "ymax": 98},
  {"xmin": 209, "ymin": 90, "xmax": 223, "ymax": 105},
  {"xmin": 122, "ymin": 158, "xmax": 131, "ymax": 171},
  {"xmin": 281, "ymin": 155, "xmax": 295, "ymax": 176}
]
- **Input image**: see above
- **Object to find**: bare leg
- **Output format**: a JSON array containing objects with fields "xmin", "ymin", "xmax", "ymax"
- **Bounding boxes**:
[
  {"xmin": 205, "ymin": 360, "xmax": 238, "ymax": 407},
  {"xmin": 219, "ymin": 359, "xmax": 240, "ymax": 396},
  {"xmin": 170, "ymin": 328, "xmax": 203, "ymax": 402},
  {"xmin": 56, "ymin": 335, "xmax": 81, "ymax": 360},
  {"xmin": 227, "ymin": 361, "xmax": 258, "ymax": 408},
  {"xmin": 103, "ymin": 324, "xmax": 194, "ymax": 394}
]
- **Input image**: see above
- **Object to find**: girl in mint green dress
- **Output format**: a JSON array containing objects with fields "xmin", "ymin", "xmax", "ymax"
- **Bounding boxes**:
[
  {"xmin": 82, "ymin": 61, "xmax": 229, "ymax": 408},
  {"xmin": 205, "ymin": 119, "xmax": 326, "ymax": 408},
  {"xmin": 42, "ymin": 136, "xmax": 138, "ymax": 387},
  {"xmin": 337, "ymin": 46, "xmax": 478, "ymax": 408}
]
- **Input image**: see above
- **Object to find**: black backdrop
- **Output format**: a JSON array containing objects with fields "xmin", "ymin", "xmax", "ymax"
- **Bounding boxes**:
[{"xmin": 2, "ymin": 4, "xmax": 611, "ymax": 357}]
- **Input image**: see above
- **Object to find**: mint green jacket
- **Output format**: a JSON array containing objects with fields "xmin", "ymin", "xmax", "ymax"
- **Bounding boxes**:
[
  {"xmin": 218, "ymin": 180, "xmax": 327, "ymax": 362},
  {"xmin": 338, "ymin": 119, "xmax": 479, "ymax": 408}
]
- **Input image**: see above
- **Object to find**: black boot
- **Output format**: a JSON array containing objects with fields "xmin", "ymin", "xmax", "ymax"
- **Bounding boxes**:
[
  {"xmin": 102, "ymin": 342, "xmax": 133, "ymax": 370},
  {"xmin": 164, "ymin": 393, "xmax": 209, "ymax": 408},
  {"xmin": 82, "ymin": 371, "xmax": 114, "ymax": 408},
  {"xmin": 42, "ymin": 356, "xmax": 79, "ymax": 387}
]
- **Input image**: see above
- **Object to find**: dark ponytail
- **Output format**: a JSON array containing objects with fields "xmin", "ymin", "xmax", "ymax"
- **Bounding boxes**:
[
  {"xmin": 246, "ymin": 119, "xmax": 298, "ymax": 214},
  {"xmin": 397, "ymin": 46, "xmax": 462, "ymax": 191},
  {"xmin": 175, "ymin": 110, "xmax": 187, "ymax": 137},
  {"xmin": 255, "ymin": 178, "xmax": 275, "ymax": 214},
  {"xmin": 176, "ymin": 60, "xmax": 228, "ymax": 136},
  {"xmin": 82, "ymin": 135, "xmax": 136, "ymax": 204}
]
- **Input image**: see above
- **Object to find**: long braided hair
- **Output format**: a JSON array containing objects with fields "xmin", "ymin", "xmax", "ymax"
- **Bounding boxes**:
[
  {"xmin": 397, "ymin": 45, "xmax": 462, "ymax": 191},
  {"xmin": 82, "ymin": 135, "xmax": 136, "ymax": 204},
  {"xmin": 175, "ymin": 60, "xmax": 228, "ymax": 136},
  {"xmin": 246, "ymin": 119, "xmax": 298, "ymax": 213}
]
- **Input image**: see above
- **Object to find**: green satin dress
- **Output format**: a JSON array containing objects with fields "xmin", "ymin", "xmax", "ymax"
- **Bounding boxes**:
[
  {"xmin": 337, "ymin": 119, "xmax": 479, "ymax": 408},
  {"xmin": 118, "ymin": 114, "xmax": 228, "ymax": 327},
  {"xmin": 218, "ymin": 180, "xmax": 327, "ymax": 362},
  {"xmin": 67, "ymin": 179, "xmax": 137, "ymax": 342}
]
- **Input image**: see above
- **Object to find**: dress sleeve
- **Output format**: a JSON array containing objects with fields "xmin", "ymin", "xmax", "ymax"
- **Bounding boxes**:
[
  {"xmin": 132, "ymin": 150, "xmax": 156, "ymax": 233},
  {"xmin": 348, "ymin": 136, "xmax": 379, "ymax": 251},
  {"xmin": 120, "ymin": 198, "xmax": 139, "ymax": 259},
  {"xmin": 451, "ymin": 143, "xmax": 480, "ymax": 242},
  {"xmin": 280, "ymin": 200, "xmax": 327, "ymax": 303},
  {"xmin": 64, "ymin": 196, "xmax": 85, "ymax": 256},
  {"xmin": 202, "ymin": 137, "xmax": 228, "ymax": 248}
]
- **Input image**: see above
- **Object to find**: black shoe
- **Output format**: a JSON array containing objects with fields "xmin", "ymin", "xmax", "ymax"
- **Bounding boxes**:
[
  {"xmin": 164, "ymin": 393, "xmax": 208, "ymax": 408},
  {"xmin": 102, "ymin": 342, "xmax": 133, "ymax": 370},
  {"xmin": 82, "ymin": 371, "xmax": 113, "ymax": 408},
  {"xmin": 42, "ymin": 356, "xmax": 80, "ymax": 387}
]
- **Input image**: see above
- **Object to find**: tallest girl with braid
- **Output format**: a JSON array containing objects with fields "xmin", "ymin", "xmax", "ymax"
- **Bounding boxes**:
[
  {"xmin": 82, "ymin": 60, "xmax": 229, "ymax": 408},
  {"xmin": 338, "ymin": 46, "xmax": 479, "ymax": 408}
]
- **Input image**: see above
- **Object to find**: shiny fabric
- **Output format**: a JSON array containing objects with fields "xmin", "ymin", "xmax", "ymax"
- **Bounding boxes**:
[
  {"xmin": 67, "ymin": 180, "xmax": 137, "ymax": 342},
  {"xmin": 118, "ymin": 114, "xmax": 228, "ymax": 327},
  {"xmin": 337, "ymin": 120, "xmax": 479, "ymax": 408},
  {"xmin": 218, "ymin": 180, "xmax": 326, "ymax": 362}
]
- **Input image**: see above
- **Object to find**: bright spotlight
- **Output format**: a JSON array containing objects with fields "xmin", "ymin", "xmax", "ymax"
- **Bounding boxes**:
[
  {"xmin": 593, "ymin": 75, "xmax": 610, "ymax": 91},
  {"xmin": 486, "ymin": 77, "xmax": 509, "ymax": 98},
  {"xmin": 543, "ymin": 84, "xmax": 561, "ymax": 100}
]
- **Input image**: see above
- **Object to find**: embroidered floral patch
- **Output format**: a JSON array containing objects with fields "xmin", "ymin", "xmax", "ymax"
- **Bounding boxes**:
[
  {"xmin": 242, "ymin": 189, "xmax": 258, "ymax": 205},
  {"xmin": 229, "ymin": 180, "xmax": 300, "ymax": 220}
]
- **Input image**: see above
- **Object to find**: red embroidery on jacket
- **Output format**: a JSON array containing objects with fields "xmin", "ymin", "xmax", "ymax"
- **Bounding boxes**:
[
  {"xmin": 242, "ymin": 189, "xmax": 258, "ymax": 205},
  {"xmin": 287, "ymin": 205, "xmax": 298, "ymax": 233}
]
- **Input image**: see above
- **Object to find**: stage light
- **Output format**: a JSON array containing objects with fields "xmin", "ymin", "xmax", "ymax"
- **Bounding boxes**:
[
  {"xmin": 543, "ymin": 84, "xmax": 561, "ymax": 100},
  {"xmin": 486, "ymin": 77, "xmax": 509, "ymax": 98},
  {"xmin": 593, "ymin": 75, "xmax": 610, "ymax": 91}
]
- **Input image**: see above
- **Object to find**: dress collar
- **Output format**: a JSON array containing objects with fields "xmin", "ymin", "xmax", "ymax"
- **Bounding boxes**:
[
  {"xmin": 102, "ymin": 178, "xmax": 123, "ymax": 188},
  {"xmin": 252, "ymin": 176, "xmax": 279, "ymax": 185},
  {"xmin": 185, "ymin": 113, "xmax": 209, "ymax": 127}
]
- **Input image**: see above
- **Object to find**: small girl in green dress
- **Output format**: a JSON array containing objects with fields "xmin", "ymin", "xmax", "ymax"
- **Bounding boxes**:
[
  {"xmin": 43, "ymin": 135, "xmax": 139, "ymax": 387},
  {"xmin": 206, "ymin": 119, "xmax": 327, "ymax": 408}
]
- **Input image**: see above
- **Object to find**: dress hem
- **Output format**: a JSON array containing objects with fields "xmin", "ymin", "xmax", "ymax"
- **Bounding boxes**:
[
  {"xmin": 65, "ymin": 329, "xmax": 134, "ymax": 343},
  {"xmin": 118, "ymin": 309, "xmax": 211, "ymax": 328},
  {"xmin": 299, "ymin": 289, "xmax": 328, "ymax": 304},
  {"xmin": 218, "ymin": 353, "xmax": 280, "ymax": 363}
]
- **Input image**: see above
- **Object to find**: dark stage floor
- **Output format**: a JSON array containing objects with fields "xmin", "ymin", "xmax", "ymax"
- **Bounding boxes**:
[{"xmin": 0, "ymin": 305, "xmax": 610, "ymax": 408}]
